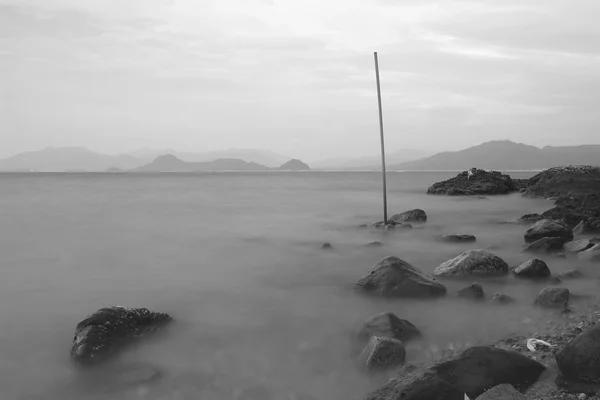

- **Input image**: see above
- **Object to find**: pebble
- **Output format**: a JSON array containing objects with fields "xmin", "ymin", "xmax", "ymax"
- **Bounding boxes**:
[{"xmin": 578, "ymin": 394, "xmax": 587, "ymax": 400}]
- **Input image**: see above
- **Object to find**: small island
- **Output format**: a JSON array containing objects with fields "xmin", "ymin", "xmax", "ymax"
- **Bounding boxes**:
[{"xmin": 278, "ymin": 159, "xmax": 310, "ymax": 171}]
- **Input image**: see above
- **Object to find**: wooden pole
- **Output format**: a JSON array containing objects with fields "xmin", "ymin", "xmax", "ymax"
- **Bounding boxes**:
[{"xmin": 374, "ymin": 52, "xmax": 388, "ymax": 224}]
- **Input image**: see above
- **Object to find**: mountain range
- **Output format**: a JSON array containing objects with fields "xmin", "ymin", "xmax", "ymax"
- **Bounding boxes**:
[{"xmin": 1, "ymin": 141, "xmax": 599, "ymax": 172}]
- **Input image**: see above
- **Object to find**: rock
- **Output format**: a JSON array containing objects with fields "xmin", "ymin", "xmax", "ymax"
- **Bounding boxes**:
[
  {"xmin": 577, "ymin": 244, "xmax": 600, "ymax": 262},
  {"xmin": 356, "ymin": 256, "xmax": 447, "ymax": 298},
  {"xmin": 434, "ymin": 250, "xmax": 509, "ymax": 278},
  {"xmin": 372, "ymin": 220, "xmax": 412, "ymax": 230},
  {"xmin": 522, "ymin": 166, "xmax": 600, "ymax": 198},
  {"xmin": 512, "ymin": 259, "xmax": 551, "ymax": 279},
  {"xmin": 70, "ymin": 306, "xmax": 172, "ymax": 365},
  {"xmin": 365, "ymin": 368, "xmax": 464, "ymax": 400},
  {"xmin": 492, "ymin": 293, "xmax": 515, "ymax": 304},
  {"xmin": 358, "ymin": 336, "xmax": 406, "ymax": 372},
  {"xmin": 365, "ymin": 241, "xmax": 383, "ymax": 247},
  {"xmin": 439, "ymin": 234, "xmax": 477, "ymax": 243},
  {"xmin": 519, "ymin": 213, "xmax": 542, "ymax": 223},
  {"xmin": 359, "ymin": 312, "xmax": 422, "ymax": 343},
  {"xmin": 555, "ymin": 269, "xmax": 584, "ymax": 280},
  {"xmin": 427, "ymin": 169, "xmax": 520, "ymax": 196},
  {"xmin": 359, "ymin": 224, "xmax": 369, "ymax": 228},
  {"xmin": 458, "ymin": 283, "xmax": 485, "ymax": 300},
  {"xmin": 524, "ymin": 219, "xmax": 573, "ymax": 243},
  {"xmin": 556, "ymin": 323, "xmax": 600, "ymax": 383},
  {"xmin": 573, "ymin": 221, "xmax": 585, "ymax": 235},
  {"xmin": 564, "ymin": 239, "xmax": 594, "ymax": 253},
  {"xmin": 278, "ymin": 159, "xmax": 310, "ymax": 171},
  {"xmin": 525, "ymin": 237, "xmax": 567, "ymax": 253},
  {"xmin": 431, "ymin": 346, "xmax": 546, "ymax": 399},
  {"xmin": 535, "ymin": 287, "xmax": 569, "ymax": 309},
  {"xmin": 390, "ymin": 209, "xmax": 427, "ymax": 223},
  {"xmin": 321, "ymin": 242, "xmax": 333, "ymax": 250},
  {"xmin": 475, "ymin": 384, "xmax": 526, "ymax": 399}
]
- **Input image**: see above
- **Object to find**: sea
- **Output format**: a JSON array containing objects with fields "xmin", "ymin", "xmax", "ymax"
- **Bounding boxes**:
[{"xmin": 1, "ymin": 171, "xmax": 598, "ymax": 400}]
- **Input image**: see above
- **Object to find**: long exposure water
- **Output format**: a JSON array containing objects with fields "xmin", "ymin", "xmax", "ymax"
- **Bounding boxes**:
[{"xmin": 1, "ymin": 171, "xmax": 598, "ymax": 399}]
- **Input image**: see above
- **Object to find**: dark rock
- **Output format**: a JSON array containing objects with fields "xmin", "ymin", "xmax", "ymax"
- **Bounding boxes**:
[
  {"xmin": 356, "ymin": 256, "xmax": 447, "ymax": 298},
  {"xmin": 439, "ymin": 234, "xmax": 477, "ymax": 243},
  {"xmin": 525, "ymin": 237, "xmax": 567, "ymax": 253},
  {"xmin": 474, "ymin": 383, "xmax": 526, "ymax": 399},
  {"xmin": 519, "ymin": 213, "xmax": 542, "ymax": 223},
  {"xmin": 358, "ymin": 224, "xmax": 369, "ymax": 228},
  {"xmin": 556, "ymin": 323, "xmax": 600, "ymax": 384},
  {"xmin": 365, "ymin": 241, "xmax": 383, "ymax": 247},
  {"xmin": 492, "ymin": 293, "xmax": 515, "ymax": 304},
  {"xmin": 70, "ymin": 306, "xmax": 172, "ymax": 365},
  {"xmin": 372, "ymin": 220, "xmax": 412, "ymax": 230},
  {"xmin": 358, "ymin": 336, "xmax": 406, "ymax": 372},
  {"xmin": 577, "ymin": 244, "xmax": 600, "ymax": 262},
  {"xmin": 524, "ymin": 219, "xmax": 573, "ymax": 243},
  {"xmin": 365, "ymin": 369, "xmax": 464, "ymax": 400},
  {"xmin": 359, "ymin": 312, "xmax": 422, "ymax": 343},
  {"xmin": 564, "ymin": 239, "xmax": 594, "ymax": 253},
  {"xmin": 555, "ymin": 269, "xmax": 584, "ymax": 280},
  {"xmin": 458, "ymin": 282, "xmax": 485, "ymax": 300},
  {"xmin": 321, "ymin": 242, "xmax": 333, "ymax": 250},
  {"xmin": 431, "ymin": 346, "xmax": 546, "ymax": 399},
  {"xmin": 390, "ymin": 209, "xmax": 427, "ymax": 223},
  {"xmin": 434, "ymin": 250, "xmax": 509, "ymax": 278},
  {"xmin": 535, "ymin": 287, "xmax": 570, "ymax": 309},
  {"xmin": 427, "ymin": 169, "xmax": 520, "ymax": 196},
  {"xmin": 512, "ymin": 258, "xmax": 551, "ymax": 279},
  {"xmin": 522, "ymin": 166, "xmax": 600, "ymax": 198}
]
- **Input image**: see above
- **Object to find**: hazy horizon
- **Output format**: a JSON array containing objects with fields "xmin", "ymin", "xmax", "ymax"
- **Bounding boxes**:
[{"xmin": 3, "ymin": 0, "xmax": 600, "ymax": 160}]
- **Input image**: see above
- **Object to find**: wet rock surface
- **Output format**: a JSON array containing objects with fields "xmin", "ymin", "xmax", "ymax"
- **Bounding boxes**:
[
  {"xmin": 577, "ymin": 244, "xmax": 600, "ymax": 262},
  {"xmin": 458, "ymin": 282, "xmax": 485, "ymax": 300},
  {"xmin": 556, "ymin": 323, "xmax": 600, "ymax": 384},
  {"xmin": 512, "ymin": 259, "xmax": 551, "ymax": 279},
  {"xmin": 434, "ymin": 250, "xmax": 509, "ymax": 278},
  {"xmin": 356, "ymin": 256, "xmax": 447, "ymax": 298},
  {"xmin": 564, "ymin": 239, "xmax": 594, "ymax": 253},
  {"xmin": 359, "ymin": 312, "xmax": 422, "ymax": 343},
  {"xmin": 358, "ymin": 336, "xmax": 406, "ymax": 372},
  {"xmin": 390, "ymin": 209, "xmax": 427, "ymax": 223},
  {"xmin": 70, "ymin": 306, "xmax": 172, "ymax": 365},
  {"xmin": 535, "ymin": 288, "xmax": 570, "ymax": 309},
  {"xmin": 525, "ymin": 237, "xmax": 567, "ymax": 253},
  {"xmin": 439, "ymin": 233, "xmax": 477, "ymax": 243},
  {"xmin": 524, "ymin": 219, "xmax": 573, "ymax": 244},
  {"xmin": 475, "ymin": 383, "xmax": 526, "ymax": 399}
]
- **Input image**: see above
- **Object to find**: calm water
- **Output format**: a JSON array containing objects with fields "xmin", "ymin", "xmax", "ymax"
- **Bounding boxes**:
[{"xmin": 1, "ymin": 171, "xmax": 598, "ymax": 400}]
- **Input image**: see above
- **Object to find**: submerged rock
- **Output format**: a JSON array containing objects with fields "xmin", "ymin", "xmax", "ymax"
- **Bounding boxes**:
[
  {"xmin": 556, "ymin": 323, "xmax": 600, "ymax": 384},
  {"xmin": 359, "ymin": 312, "xmax": 422, "ymax": 343},
  {"xmin": 525, "ymin": 237, "xmax": 567, "ymax": 253},
  {"xmin": 356, "ymin": 256, "xmax": 447, "ymax": 298},
  {"xmin": 358, "ymin": 336, "xmax": 406, "ymax": 372},
  {"xmin": 554, "ymin": 269, "xmax": 584, "ymax": 280},
  {"xmin": 434, "ymin": 250, "xmax": 509, "ymax": 278},
  {"xmin": 564, "ymin": 239, "xmax": 594, "ymax": 253},
  {"xmin": 474, "ymin": 383, "xmax": 526, "ymax": 399},
  {"xmin": 427, "ymin": 169, "xmax": 520, "ymax": 196},
  {"xmin": 512, "ymin": 258, "xmax": 551, "ymax": 279},
  {"xmin": 524, "ymin": 219, "xmax": 573, "ymax": 243},
  {"xmin": 576, "ymin": 244, "xmax": 600, "ymax": 262},
  {"xmin": 390, "ymin": 209, "xmax": 427, "ymax": 223},
  {"xmin": 457, "ymin": 282, "xmax": 485, "ymax": 300},
  {"xmin": 321, "ymin": 242, "xmax": 333, "ymax": 250},
  {"xmin": 70, "ymin": 306, "xmax": 172, "ymax": 365},
  {"xmin": 439, "ymin": 234, "xmax": 477, "ymax": 243},
  {"xmin": 364, "ymin": 241, "xmax": 383, "ymax": 247},
  {"xmin": 372, "ymin": 220, "xmax": 412, "ymax": 230},
  {"xmin": 535, "ymin": 287, "xmax": 569, "ymax": 309},
  {"xmin": 492, "ymin": 293, "xmax": 515, "ymax": 304}
]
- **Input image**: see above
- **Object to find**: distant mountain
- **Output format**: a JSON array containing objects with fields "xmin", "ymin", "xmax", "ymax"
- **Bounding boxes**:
[
  {"xmin": 124, "ymin": 148, "xmax": 290, "ymax": 168},
  {"xmin": 389, "ymin": 141, "xmax": 600, "ymax": 171},
  {"xmin": 279, "ymin": 159, "xmax": 310, "ymax": 171},
  {"xmin": 0, "ymin": 147, "xmax": 144, "ymax": 172},
  {"xmin": 134, "ymin": 154, "xmax": 270, "ymax": 172},
  {"xmin": 312, "ymin": 149, "xmax": 435, "ymax": 170}
]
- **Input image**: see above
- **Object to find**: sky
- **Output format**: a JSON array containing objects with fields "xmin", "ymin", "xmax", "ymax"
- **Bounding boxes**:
[{"xmin": 1, "ymin": 0, "xmax": 600, "ymax": 161}]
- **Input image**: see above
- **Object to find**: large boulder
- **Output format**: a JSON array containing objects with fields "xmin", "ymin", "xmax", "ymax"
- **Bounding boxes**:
[
  {"xmin": 70, "ymin": 306, "xmax": 172, "ymax": 365},
  {"xmin": 439, "ymin": 234, "xmax": 477, "ymax": 243},
  {"xmin": 358, "ymin": 336, "xmax": 406, "ymax": 372},
  {"xmin": 365, "ymin": 368, "xmax": 464, "ymax": 400},
  {"xmin": 474, "ymin": 384, "xmax": 526, "ymax": 399},
  {"xmin": 431, "ymin": 346, "xmax": 546, "ymax": 399},
  {"xmin": 534, "ymin": 287, "xmax": 569, "ymax": 309},
  {"xmin": 434, "ymin": 250, "xmax": 509, "ymax": 278},
  {"xmin": 512, "ymin": 259, "xmax": 551, "ymax": 279},
  {"xmin": 556, "ymin": 323, "xmax": 600, "ymax": 383},
  {"xmin": 564, "ymin": 239, "xmax": 594, "ymax": 253},
  {"xmin": 524, "ymin": 237, "xmax": 566, "ymax": 253},
  {"xmin": 359, "ymin": 312, "xmax": 422, "ymax": 343},
  {"xmin": 522, "ymin": 166, "xmax": 600, "ymax": 198},
  {"xmin": 427, "ymin": 169, "xmax": 519, "ymax": 196},
  {"xmin": 356, "ymin": 256, "xmax": 447, "ymax": 298},
  {"xmin": 390, "ymin": 209, "xmax": 427, "ymax": 223},
  {"xmin": 576, "ymin": 244, "xmax": 600, "ymax": 262},
  {"xmin": 524, "ymin": 219, "xmax": 573, "ymax": 243}
]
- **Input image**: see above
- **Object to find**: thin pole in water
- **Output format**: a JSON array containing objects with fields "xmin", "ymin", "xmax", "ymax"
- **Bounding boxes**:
[{"xmin": 374, "ymin": 51, "xmax": 388, "ymax": 224}]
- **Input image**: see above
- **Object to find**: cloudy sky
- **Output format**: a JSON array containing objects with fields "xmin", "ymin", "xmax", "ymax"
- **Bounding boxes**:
[{"xmin": 1, "ymin": 0, "xmax": 599, "ymax": 160}]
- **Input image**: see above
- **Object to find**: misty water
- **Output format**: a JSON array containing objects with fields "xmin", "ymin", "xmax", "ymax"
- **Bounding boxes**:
[{"xmin": 1, "ymin": 171, "xmax": 599, "ymax": 400}]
